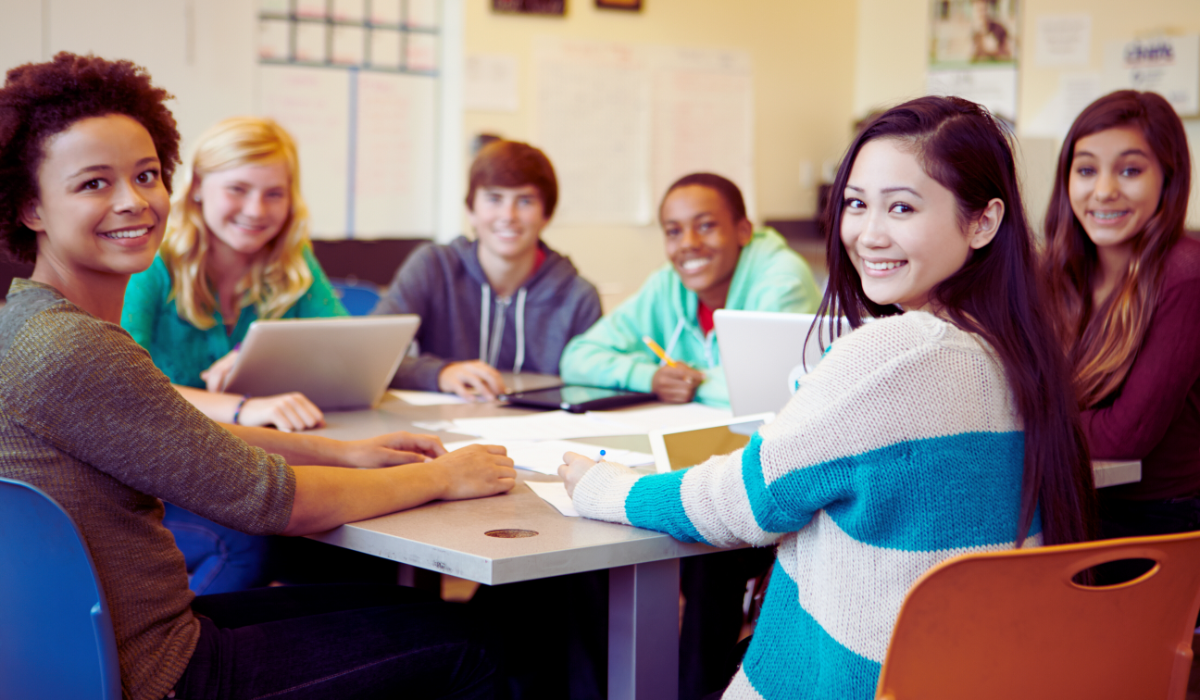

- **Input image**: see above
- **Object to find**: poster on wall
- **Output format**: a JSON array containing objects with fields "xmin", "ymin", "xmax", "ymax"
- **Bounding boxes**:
[
  {"xmin": 1102, "ymin": 35, "xmax": 1200, "ymax": 117},
  {"xmin": 926, "ymin": 0, "xmax": 1019, "ymax": 123}
]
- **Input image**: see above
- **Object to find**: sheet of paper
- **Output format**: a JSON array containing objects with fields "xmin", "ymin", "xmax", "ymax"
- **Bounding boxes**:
[
  {"xmin": 650, "ymin": 47, "xmax": 756, "ymax": 221},
  {"xmin": 524, "ymin": 480, "xmax": 579, "ymax": 517},
  {"xmin": 296, "ymin": 0, "xmax": 328, "ymax": 19},
  {"xmin": 331, "ymin": 0, "xmax": 365, "ymax": 22},
  {"xmin": 294, "ymin": 22, "xmax": 328, "ymax": 63},
  {"xmin": 330, "ymin": 25, "xmax": 365, "ymax": 66},
  {"xmin": 389, "ymin": 390, "xmax": 467, "ymax": 406},
  {"xmin": 258, "ymin": 65, "xmax": 349, "ymax": 237},
  {"xmin": 926, "ymin": 66, "xmax": 1018, "ymax": 123},
  {"xmin": 444, "ymin": 439, "xmax": 653, "ymax": 475},
  {"xmin": 449, "ymin": 411, "xmax": 639, "ymax": 441},
  {"xmin": 406, "ymin": 33, "xmax": 438, "ymax": 72},
  {"xmin": 587, "ymin": 403, "xmax": 732, "ymax": 432},
  {"xmin": 354, "ymin": 71, "xmax": 436, "ymax": 237},
  {"xmin": 258, "ymin": 19, "xmax": 290, "ymax": 60},
  {"xmin": 370, "ymin": 28, "xmax": 403, "ymax": 69},
  {"xmin": 370, "ymin": 0, "xmax": 402, "ymax": 25},
  {"xmin": 1035, "ymin": 14, "xmax": 1091, "ymax": 68},
  {"xmin": 1103, "ymin": 35, "xmax": 1200, "ymax": 117},
  {"xmin": 534, "ymin": 37, "xmax": 653, "ymax": 225},
  {"xmin": 465, "ymin": 54, "xmax": 520, "ymax": 112}
]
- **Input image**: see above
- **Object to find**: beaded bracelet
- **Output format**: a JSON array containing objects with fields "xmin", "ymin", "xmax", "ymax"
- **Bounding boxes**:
[{"xmin": 232, "ymin": 395, "xmax": 249, "ymax": 425}]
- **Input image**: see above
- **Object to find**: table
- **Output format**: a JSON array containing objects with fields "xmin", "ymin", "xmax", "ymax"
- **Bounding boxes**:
[
  {"xmin": 310, "ymin": 390, "xmax": 716, "ymax": 700},
  {"xmin": 310, "ymin": 388, "xmax": 1142, "ymax": 700}
]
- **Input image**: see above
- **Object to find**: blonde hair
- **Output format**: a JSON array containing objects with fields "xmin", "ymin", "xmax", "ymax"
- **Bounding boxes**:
[{"xmin": 161, "ymin": 116, "xmax": 313, "ymax": 329}]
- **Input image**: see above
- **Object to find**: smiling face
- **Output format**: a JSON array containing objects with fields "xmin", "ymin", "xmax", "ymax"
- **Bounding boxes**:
[
  {"xmin": 21, "ymin": 114, "xmax": 168, "ymax": 282},
  {"xmin": 661, "ymin": 184, "xmax": 753, "ymax": 308},
  {"xmin": 196, "ymin": 159, "xmax": 291, "ymax": 258},
  {"xmin": 1068, "ymin": 125, "xmax": 1164, "ymax": 260},
  {"xmin": 468, "ymin": 184, "xmax": 548, "ymax": 263},
  {"xmin": 840, "ymin": 138, "xmax": 998, "ymax": 312}
]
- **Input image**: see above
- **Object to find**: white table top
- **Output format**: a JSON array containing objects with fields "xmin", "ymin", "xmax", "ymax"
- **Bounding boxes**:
[
  {"xmin": 309, "ymin": 388, "xmax": 719, "ymax": 585},
  {"xmin": 309, "ymin": 382, "xmax": 1141, "ymax": 585}
]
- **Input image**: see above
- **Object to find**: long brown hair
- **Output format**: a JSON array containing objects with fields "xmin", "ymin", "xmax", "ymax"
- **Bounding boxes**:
[
  {"xmin": 816, "ymin": 96, "xmax": 1096, "ymax": 546},
  {"xmin": 1041, "ymin": 90, "xmax": 1190, "ymax": 408}
]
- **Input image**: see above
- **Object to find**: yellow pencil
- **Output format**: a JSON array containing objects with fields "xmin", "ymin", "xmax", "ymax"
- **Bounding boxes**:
[{"xmin": 642, "ymin": 336, "xmax": 679, "ymax": 368}]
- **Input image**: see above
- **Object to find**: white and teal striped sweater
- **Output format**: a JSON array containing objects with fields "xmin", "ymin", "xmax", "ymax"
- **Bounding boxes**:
[{"xmin": 572, "ymin": 311, "xmax": 1040, "ymax": 699}]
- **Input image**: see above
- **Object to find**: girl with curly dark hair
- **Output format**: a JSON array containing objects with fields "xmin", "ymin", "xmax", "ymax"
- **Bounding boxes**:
[{"xmin": 0, "ymin": 52, "xmax": 511, "ymax": 700}]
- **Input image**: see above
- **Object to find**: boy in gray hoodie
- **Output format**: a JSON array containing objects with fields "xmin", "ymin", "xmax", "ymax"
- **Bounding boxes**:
[{"xmin": 373, "ymin": 140, "xmax": 601, "ymax": 399}]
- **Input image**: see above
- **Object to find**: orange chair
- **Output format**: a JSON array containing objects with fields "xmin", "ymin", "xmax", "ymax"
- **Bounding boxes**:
[{"xmin": 876, "ymin": 531, "xmax": 1200, "ymax": 700}]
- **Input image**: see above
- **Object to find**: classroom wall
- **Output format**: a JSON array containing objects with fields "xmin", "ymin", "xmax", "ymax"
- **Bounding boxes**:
[
  {"xmin": 854, "ymin": 0, "xmax": 1200, "ymax": 231},
  {"xmin": 462, "ymin": 0, "xmax": 859, "ymax": 310},
  {"xmin": 0, "ymin": 0, "xmax": 259, "ymax": 181}
]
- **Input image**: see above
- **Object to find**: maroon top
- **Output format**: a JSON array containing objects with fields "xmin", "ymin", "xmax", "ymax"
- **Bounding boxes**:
[{"xmin": 1086, "ymin": 236, "xmax": 1200, "ymax": 500}]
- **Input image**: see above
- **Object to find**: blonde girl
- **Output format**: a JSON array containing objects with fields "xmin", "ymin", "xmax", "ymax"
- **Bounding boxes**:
[{"xmin": 122, "ymin": 116, "xmax": 346, "ymax": 433}]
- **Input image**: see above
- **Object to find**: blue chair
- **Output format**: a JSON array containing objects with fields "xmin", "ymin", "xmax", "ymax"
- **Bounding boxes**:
[
  {"xmin": 330, "ymin": 278, "xmax": 383, "ymax": 316},
  {"xmin": 0, "ymin": 477, "xmax": 121, "ymax": 700}
]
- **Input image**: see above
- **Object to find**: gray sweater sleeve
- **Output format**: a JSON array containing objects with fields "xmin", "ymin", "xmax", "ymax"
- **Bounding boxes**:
[{"xmin": 374, "ymin": 244, "xmax": 453, "ymax": 391}]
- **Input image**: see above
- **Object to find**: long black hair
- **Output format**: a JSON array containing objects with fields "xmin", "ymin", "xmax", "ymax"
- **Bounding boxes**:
[{"xmin": 816, "ymin": 96, "xmax": 1096, "ymax": 546}]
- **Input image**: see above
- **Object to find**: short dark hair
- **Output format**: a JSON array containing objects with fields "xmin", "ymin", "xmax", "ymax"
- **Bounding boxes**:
[
  {"xmin": 465, "ymin": 140, "xmax": 558, "ymax": 218},
  {"xmin": 0, "ymin": 52, "xmax": 180, "ymax": 263},
  {"xmin": 660, "ymin": 172, "xmax": 748, "ymax": 223}
]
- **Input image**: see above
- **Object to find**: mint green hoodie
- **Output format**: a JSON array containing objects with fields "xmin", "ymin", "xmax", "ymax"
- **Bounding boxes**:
[{"xmin": 560, "ymin": 228, "xmax": 820, "ymax": 407}]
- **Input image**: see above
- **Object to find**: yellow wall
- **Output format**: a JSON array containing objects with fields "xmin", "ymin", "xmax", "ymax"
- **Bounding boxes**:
[
  {"xmin": 462, "ymin": 0, "xmax": 859, "ymax": 309},
  {"xmin": 855, "ymin": 0, "xmax": 1200, "ymax": 229}
]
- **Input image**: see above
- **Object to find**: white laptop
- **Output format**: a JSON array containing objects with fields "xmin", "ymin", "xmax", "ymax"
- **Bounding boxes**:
[
  {"xmin": 223, "ymin": 315, "xmax": 420, "ymax": 410},
  {"xmin": 715, "ymin": 310, "xmax": 852, "ymax": 417}
]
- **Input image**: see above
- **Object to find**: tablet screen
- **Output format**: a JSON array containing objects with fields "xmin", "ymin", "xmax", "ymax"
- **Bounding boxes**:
[
  {"xmin": 502, "ymin": 386, "xmax": 654, "ymax": 413},
  {"xmin": 653, "ymin": 416, "xmax": 771, "ymax": 472}
]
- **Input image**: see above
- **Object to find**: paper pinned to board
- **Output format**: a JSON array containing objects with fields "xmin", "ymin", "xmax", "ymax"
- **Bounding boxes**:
[
  {"xmin": 524, "ymin": 480, "xmax": 579, "ymax": 517},
  {"xmin": 443, "ymin": 439, "xmax": 653, "ymax": 475}
]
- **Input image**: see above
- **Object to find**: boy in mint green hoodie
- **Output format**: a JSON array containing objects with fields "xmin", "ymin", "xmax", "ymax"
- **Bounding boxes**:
[{"xmin": 560, "ymin": 172, "xmax": 820, "ymax": 407}]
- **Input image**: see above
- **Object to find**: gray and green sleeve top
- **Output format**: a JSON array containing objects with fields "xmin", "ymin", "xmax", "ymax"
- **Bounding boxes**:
[{"xmin": 0, "ymin": 279, "xmax": 296, "ymax": 700}]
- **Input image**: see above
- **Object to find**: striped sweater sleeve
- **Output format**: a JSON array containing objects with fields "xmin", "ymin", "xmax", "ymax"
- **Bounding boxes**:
[{"xmin": 572, "ymin": 312, "xmax": 1029, "ymax": 550}]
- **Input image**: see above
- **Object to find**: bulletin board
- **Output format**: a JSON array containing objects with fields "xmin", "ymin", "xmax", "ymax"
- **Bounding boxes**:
[{"xmin": 255, "ymin": 0, "xmax": 442, "ymax": 239}]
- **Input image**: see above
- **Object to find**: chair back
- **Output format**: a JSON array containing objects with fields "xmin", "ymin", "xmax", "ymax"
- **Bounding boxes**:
[
  {"xmin": 330, "ymin": 278, "xmax": 383, "ymax": 316},
  {"xmin": 0, "ymin": 477, "xmax": 121, "ymax": 700},
  {"xmin": 876, "ymin": 531, "xmax": 1200, "ymax": 700}
]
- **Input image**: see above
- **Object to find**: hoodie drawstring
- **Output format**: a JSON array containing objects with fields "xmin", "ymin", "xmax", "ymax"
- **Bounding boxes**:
[
  {"xmin": 513, "ymin": 287, "xmax": 527, "ymax": 374},
  {"xmin": 478, "ymin": 284, "xmax": 491, "ymax": 362},
  {"xmin": 664, "ymin": 318, "xmax": 686, "ymax": 362},
  {"xmin": 479, "ymin": 284, "xmax": 527, "ymax": 373}
]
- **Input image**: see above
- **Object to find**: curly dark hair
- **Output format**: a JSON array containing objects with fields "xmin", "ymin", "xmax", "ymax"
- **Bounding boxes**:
[{"xmin": 0, "ymin": 52, "xmax": 180, "ymax": 263}]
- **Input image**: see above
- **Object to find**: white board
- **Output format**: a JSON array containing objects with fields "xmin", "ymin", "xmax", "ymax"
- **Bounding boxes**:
[
  {"xmin": 533, "ymin": 38, "xmax": 757, "ymax": 227},
  {"xmin": 259, "ymin": 65, "xmax": 351, "ymax": 239},
  {"xmin": 354, "ymin": 71, "xmax": 436, "ymax": 237},
  {"xmin": 534, "ymin": 37, "xmax": 653, "ymax": 226}
]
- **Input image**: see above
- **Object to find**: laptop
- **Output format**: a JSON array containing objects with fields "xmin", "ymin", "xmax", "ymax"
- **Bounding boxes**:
[
  {"xmin": 714, "ymin": 310, "xmax": 852, "ymax": 417},
  {"xmin": 223, "ymin": 315, "xmax": 420, "ymax": 410}
]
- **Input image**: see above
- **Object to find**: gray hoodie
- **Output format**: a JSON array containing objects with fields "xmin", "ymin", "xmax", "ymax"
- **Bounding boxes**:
[{"xmin": 373, "ymin": 235, "xmax": 602, "ymax": 390}]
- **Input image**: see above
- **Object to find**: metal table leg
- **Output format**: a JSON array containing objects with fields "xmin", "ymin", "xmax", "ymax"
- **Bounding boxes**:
[{"xmin": 608, "ymin": 558, "xmax": 680, "ymax": 700}]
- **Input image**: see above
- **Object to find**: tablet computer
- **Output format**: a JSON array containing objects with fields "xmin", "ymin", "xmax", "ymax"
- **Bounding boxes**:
[
  {"xmin": 649, "ymin": 412, "xmax": 775, "ymax": 473},
  {"xmin": 501, "ymin": 385, "xmax": 655, "ymax": 413},
  {"xmin": 223, "ymin": 315, "xmax": 420, "ymax": 410}
]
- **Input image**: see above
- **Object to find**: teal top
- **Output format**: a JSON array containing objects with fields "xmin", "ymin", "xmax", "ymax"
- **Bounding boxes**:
[
  {"xmin": 121, "ymin": 247, "xmax": 348, "ymax": 389},
  {"xmin": 559, "ymin": 227, "xmax": 821, "ymax": 407}
]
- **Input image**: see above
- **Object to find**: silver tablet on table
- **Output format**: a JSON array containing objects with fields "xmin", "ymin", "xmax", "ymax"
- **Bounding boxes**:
[{"xmin": 223, "ymin": 315, "xmax": 420, "ymax": 410}]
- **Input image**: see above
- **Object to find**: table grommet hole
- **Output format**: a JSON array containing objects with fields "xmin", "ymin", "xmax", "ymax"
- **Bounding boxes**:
[{"xmin": 485, "ymin": 528, "xmax": 539, "ymax": 538}]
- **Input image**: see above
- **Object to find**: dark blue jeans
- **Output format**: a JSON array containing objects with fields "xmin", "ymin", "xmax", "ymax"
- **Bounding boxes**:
[
  {"xmin": 164, "ymin": 504, "xmax": 400, "ymax": 594},
  {"xmin": 173, "ymin": 585, "xmax": 501, "ymax": 699}
]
